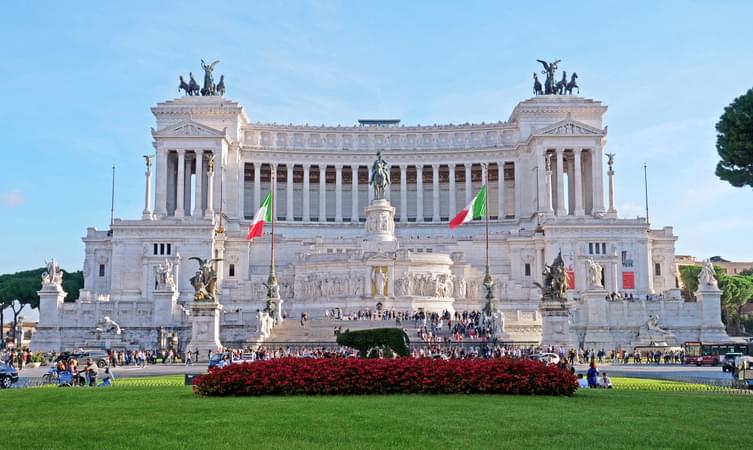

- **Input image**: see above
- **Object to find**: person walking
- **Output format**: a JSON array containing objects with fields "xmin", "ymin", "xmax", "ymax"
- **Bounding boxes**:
[{"xmin": 185, "ymin": 350, "xmax": 193, "ymax": 366}]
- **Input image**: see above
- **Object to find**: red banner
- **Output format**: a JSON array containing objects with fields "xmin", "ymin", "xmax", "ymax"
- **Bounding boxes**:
[
  {"xmin": 622, "ymin": 272, "xmax": 635, "ymax": 289},
  {"xmin": 567, "ymin": 271, "xmax": 575, "ymax": 290}
]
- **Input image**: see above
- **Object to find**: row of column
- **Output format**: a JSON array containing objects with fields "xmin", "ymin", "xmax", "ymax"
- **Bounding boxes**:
[
  {"xmin": 544, "ymin": 148, "xmax": 597, "ymax": 216},
  {"xmin": 247, "ymin": 161, "xmax": 518, "ymax": 223},
  {"xmin": 152, "ymin": 149, "xmax": 215, "ymax": 218}
]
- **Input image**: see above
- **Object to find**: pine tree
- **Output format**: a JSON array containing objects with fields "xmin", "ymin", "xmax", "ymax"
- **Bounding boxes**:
[{"xmin": 716, "ymin": 87, "xmax": 753, "ymax": 189}]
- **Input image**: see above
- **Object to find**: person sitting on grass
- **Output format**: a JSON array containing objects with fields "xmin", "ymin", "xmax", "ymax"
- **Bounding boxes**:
[
  {"xmin": 601, "ymin": 372, "xmax": 613, "ymax": 389},
  {"xmin": 84, "ymin": 358, "xmax": 99, "ymax": 387},
  {"xmin": 99, "ymin": 367, "xmax": 114, "ymax": 387},
  {"xmin": 577, "ymin": 373, "xmax": 589, "ymax": 389}
]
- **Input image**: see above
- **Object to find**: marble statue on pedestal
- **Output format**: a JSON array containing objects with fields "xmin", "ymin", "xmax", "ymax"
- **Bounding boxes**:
[
  {"xmin": 154, "ymin": 259, "xmax": 176, "ymax": 290},
  {"xmin": 698, "ymin": 260, "xmax": 719, "ymax": 290},
  {"xmin": 41, "ymin": 258, "xmax": 63, "ymax": 287},
  {"xmin": 96, "ymin": 316, "xmax": 122, "ymax": 335},
  {"xmin": 585, "ymin": 257, "xmax": 603, "ymax": 290}
]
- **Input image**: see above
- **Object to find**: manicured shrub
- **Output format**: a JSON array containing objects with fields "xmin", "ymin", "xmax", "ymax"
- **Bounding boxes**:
[
  {"xmin": 336, "ymin": 328, "xmax": 410, "ymax": 357},
  {"xmin": 193, "ymin": 357, "xmax": 577, "ymax": 397}
]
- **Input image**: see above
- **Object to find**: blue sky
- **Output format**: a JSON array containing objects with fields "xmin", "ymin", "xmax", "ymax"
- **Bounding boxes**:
[{"xmin": 1, "ymin": 0, "xmax": 752, "ymax": 275}]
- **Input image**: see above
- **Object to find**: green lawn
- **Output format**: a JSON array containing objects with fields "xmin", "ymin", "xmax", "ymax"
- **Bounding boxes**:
[{"xmin": 1, "ymin": 377, "xmax": 750, "ymax": 450}]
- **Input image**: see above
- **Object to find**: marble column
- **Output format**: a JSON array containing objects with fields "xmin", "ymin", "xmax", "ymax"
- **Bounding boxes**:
[
  {"xmin": 432, "ymin": 164, "xmax": 440, "ymax": 222},
  {"xmin": 567, "ymin": 154, "xmax": 575, "ymax": 215},
  {"xmin": 464, "ymin": 164, "xmax": 472, "ymax": 205},
  {"xmin": 143, "ymin": 156, "xmax": 153, "ymax": 219},
  {"xmin": 350, "ymin": 164, "xmax": 359, "ymax": 222},
  {"xmin": 416, "ymin": 164, "xmax": 424, "ymax": 222},
  {"xmin": 545, "ymin": 154, "xmax": 554, "ymax": 215},
  {"xmin": 205, "ymin": 163, "xmax": 215, "ymax": 217},
  {"xmin": 400, "ymin": 165, "xmax": 408, "ymax": 222},
  {"xmin": 286, "ymin": 164, "xmax": 294, "ymax": 221},
  {"xmin": 154, "ymin": 148, "xmax": 167, "ymax": 217},
  {"xmin": 237, "ymin": 159, "xmax": 245, "ymax": 219},
  {"xmin": 592, "ymin": 148, "xmax": 606, "ymax": 214},
  {"xmin": 555, "ymin": 148, "xmax": 565, "ymax": 216},
  {"xmin": 183, "ymin": 155, "xmax": 192, "ymax": 216},
  {"xmin": 302, "ymin": 164, "xmax": 310, "ymax": 222},
  {"xmin": 335, "ymin": 164, "xmax": 343, "ymax": 222},
  {"xmin": 271, "ymin": 165, "xmax": 278, "ymax": 221},
  {"xmin": 175, "ymin": 149, "xmax": 186, "ymax": 217},
  {"xmin": 607, "ymin": 155, "xmax": 616, "ymax": 214},
  {"xmin": 319, "ymin": 165, "xmax": 326, "ymax": 221},
  {"xmin": 513, "ymin": 161, "xmax": 521, "ymax": 219},
  {"xmin": 448, "ymin": 163, "xmax": 456, "ymax": 218},
  {"xmin": 253, "ymin": 163, "xmax": 261, "ymax": 211},
  {"xmin": 574, "ymin": 149, "xmax": 585, "ymax": 216},
  {"xmin": 193, "ymin": 150, "xmax": 204, "ymax": 217},
  {"xmin": 497, "ymin": 161, "xmax": 505, "ymax": 219}
]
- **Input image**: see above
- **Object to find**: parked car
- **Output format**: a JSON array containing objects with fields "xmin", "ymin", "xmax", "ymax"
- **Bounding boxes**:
[
  {"xmin": 0, "ymin": 363, "xmax": 19, "ymax": 388},
  {"xmin": 62, "ymin": 350, "xmax": 110, "ymax": 368},
  {"xmin": 722, "ymin": 352, "xmax": 743, "ymax": 372}
]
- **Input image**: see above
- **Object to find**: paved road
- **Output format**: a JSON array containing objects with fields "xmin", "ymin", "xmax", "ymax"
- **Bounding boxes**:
[{"xmin": 10, "ymin": 362, "xmax": 736, "ymax": 387}]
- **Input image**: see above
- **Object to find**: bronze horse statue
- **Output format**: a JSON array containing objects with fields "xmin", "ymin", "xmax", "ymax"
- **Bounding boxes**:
[
  {"xmin": 555, "ymin": 71, "xmax": 568, "ymax": 95},
  {"xmin": 533, "ymin": 73, "xmax": 543, "ymax": 95},
  {"xmin": 565, "ymin": 73, "xmax": 579, "ymax": 95},
  {"xmin": 178, "ymin": 73, "xmax": 200, "ymax": 96}
]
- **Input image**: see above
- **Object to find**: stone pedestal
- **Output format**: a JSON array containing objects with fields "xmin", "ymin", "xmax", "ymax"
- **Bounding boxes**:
[
  {"xmin": 267, "ymin": 297, "xmax": 284, "ymax": 323},
  {"xmin": 364, "ymin": 199, "xmax": 397, "ymax": 253},
  {"xmin": 580, "ymin": 290, "xmax": 613, "ymax": 350},
  {"xmin": 696, "ymin": 288, "xmax": 728, "ymax": 342},
  {"xmin": 187, "ymin": 302, "xmax": 223, "ymax": 355},
  {"xmin": 30, "ymin": 284, "xmax": 67, "ymax": 352},
  {"xmin": 539, "ymin": 301, "xmax": 575, "ymax": 349},
  {"xmin": 153, "ymin": 289, "xmax": 179, "ymax": 327}
]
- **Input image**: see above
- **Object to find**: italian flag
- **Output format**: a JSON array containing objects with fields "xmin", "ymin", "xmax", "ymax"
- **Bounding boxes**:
[
  {"xmin": 448, "ymin": 185, "xmax": 486, "ymax": 229},
  {"xmin": 247, "ymin": 192, "xmax": 272, "ymax": 240}
]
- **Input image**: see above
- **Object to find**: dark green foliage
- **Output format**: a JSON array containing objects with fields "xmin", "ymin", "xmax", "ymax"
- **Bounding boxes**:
[
  {"xmin": 335, "ymin": 328, "xmax": 410, "ymax": 358},
  {"xmin": 0, "ymin": 267, "xmax": 84, "ymax": 308},
  {"xmin": 715, "ymin": 87, "xmax": 753, "ymax": 189}
]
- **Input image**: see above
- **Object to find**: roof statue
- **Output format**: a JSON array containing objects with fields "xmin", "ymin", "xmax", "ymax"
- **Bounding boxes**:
[
  {"xmin": 534, "ymin": 59, "xmax": 579, "ymax": 95},
  {"xmin": 178, "ymin": 60, "xmax": 225, "ymax": 97}
]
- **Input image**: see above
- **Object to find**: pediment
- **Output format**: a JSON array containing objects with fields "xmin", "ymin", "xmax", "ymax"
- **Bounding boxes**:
[
  {"xmin": 534, "ymin": 118, "xmax": 605, "ymax": 137},
  {"xmin": 151, "ymin": 120, "xmax": 227, "ymax": 139}
]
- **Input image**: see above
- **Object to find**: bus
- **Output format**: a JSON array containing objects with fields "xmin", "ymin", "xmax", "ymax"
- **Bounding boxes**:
[{"xmin": 682, "ymin": 341, "xmax": 753, "ymax": 366}]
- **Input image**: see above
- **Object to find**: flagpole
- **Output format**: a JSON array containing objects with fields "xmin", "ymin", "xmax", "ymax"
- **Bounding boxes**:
[
  {"xmin": 269, "ymin": 164, "xmax": 276, "ymax": 282},
  {"xmin": 482, "ymin": 163, "xmax": 495, "ymax": 315}
]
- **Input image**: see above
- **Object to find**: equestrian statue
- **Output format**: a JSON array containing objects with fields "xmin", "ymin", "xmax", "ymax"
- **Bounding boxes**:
[
  {"xmin": 369, "ymin": 151, "xmax": 390, "ymax": 201},
  {"xmin": 533, "ymin": 59, "xmax": 581, "ymax": 96}
]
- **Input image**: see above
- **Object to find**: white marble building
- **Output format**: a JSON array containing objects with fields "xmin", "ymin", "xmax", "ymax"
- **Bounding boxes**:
[{"xmin": 31, "ymin": 93, "xmax": 729, "ymax": 352}]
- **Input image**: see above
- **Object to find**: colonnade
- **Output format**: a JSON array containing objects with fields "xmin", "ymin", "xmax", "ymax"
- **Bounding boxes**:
[
  {"xmin": 242, "ymin": 161, "xmax": 520, "ymax": 223},
  {"xmin": 544, "ymin": 148, "xmax": 599, "ymax": 216},
  {"xmin": 153, "ymin": 149, "xmax": 215, "ymax": 218}
]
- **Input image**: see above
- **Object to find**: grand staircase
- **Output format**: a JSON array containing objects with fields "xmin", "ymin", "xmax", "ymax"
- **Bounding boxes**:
[{"xmin": 265, "ymin": 318, "xmax": 425, "ymax": 344}]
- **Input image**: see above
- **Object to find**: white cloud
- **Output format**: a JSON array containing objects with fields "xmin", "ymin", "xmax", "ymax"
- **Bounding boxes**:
[{"xmin": 0, "ymin": 190, "xmax": 24, "ymax": 207}]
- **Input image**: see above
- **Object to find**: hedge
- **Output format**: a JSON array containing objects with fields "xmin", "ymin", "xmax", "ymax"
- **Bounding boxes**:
[{"xmin": 193, "ymin": 357, "xmax": 578, "ymax": 396}]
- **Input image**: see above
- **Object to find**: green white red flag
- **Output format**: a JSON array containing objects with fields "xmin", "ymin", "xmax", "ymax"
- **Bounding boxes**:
[
  {"xmin": 247, "ymin": 192, "xmax": 272, "ymax": 240},
  {"xmin": 448, "ymin": 185, "xmax": 486, "ymax": 229}
]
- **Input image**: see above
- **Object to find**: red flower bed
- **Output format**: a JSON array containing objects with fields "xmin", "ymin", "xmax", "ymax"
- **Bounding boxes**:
[{"xmin": 193, "ymin": 358, "xmax": 577, "ymax": 397}]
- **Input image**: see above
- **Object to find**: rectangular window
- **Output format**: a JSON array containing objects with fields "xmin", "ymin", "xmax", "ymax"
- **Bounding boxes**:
[
  {"xmin": 588, "ymin": 243, "xmax": 594, "ymax": 254},
  {"xmin": 229, "ymin": 264, "xmax": 235, "ymax": 277},
  {"xmin": 524, "ymin": 263, "xmax": 531, "ymax": 277},
  {"xmin": 654, "ymin": 263, "xmax": 662, "ymax": 276},
  {"xmin": 167, "ymin": 244, "xmax": 172, "ymax": 255},
  {"xmin": 153, "ymin": 244, "xmax": 158, "ymax": 255},
  {"xmin": 160, "ymin": 243, "xmax": 165, "ymax": 255},
  {"xmin": 99, "ymin": 264, "xmax": 105, "ymax": 277},
  {"xmin": 595, "ymin": 244, "xmax": 600, "ymax": 255},
  {"xmin": 602, "ymin": 243, "xmax": 607, "ymax": 255}
]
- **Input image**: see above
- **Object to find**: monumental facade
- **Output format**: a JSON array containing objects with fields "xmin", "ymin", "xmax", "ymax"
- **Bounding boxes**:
[{"xmin": 30, "ymin": 75, "xmax": 730, "ymax": 352}]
